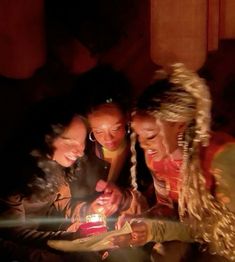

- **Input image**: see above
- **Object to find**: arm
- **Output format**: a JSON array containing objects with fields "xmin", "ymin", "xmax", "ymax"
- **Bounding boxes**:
[
  {"xmin": 211, "ymin": 143, "xmax": 235, "ymax": 212},
  {"xmin": 113, "ymin": 218, "xmax": 193, "ymax": 248},
  {"xmin": 144, "ymin": 218, "xmax": 193, "ymax": 243},
  {"xmin": 0, "ymin": 194, "xmax": 76, "ymax": 246}
]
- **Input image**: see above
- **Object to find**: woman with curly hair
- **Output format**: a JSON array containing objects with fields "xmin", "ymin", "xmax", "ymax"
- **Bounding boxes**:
[
  {"xmin": 115, "ymin": 64, "xmax": 235, "ymax": 261},
  {"xmin": 0, "ymin": 97, "xmax": 102, "ymax": 261}
]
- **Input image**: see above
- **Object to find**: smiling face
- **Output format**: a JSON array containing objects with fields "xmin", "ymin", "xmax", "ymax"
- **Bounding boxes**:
[
  {"xmin": 132, "ymin": 112, "xmax": 182, "ymax": 162},
  {"xmin": 88, "ymin": 103, "xmax": 127, "ymax": 151},
  {"xmin": 52, "ymin": 116, "xmax": 87, "ymax": 167}
]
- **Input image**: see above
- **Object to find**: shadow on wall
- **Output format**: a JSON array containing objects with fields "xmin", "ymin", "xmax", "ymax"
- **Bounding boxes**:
[
  {"xmin": 0, "ymin": 64, "xmax": 75, "ymax": 148},
  {"xmin": 199, "ymin": 40, "xmax": 235, "ymax": 136}
]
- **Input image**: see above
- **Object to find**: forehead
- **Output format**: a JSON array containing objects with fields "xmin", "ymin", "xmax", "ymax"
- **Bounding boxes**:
[
  {"xmin": 88, "ymin": 104, "xmax": 124, "ymax": 121},
  {"xmin": 62, "ymin": 117, "xmax": 87, "ymax": 138},
  {"xmin": 132, "ymin": 113, "xmax": 157, "ymax": 130}
]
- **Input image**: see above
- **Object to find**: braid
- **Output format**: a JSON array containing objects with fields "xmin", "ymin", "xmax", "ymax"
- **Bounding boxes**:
[
  {"xmin": 169, "ymin": 64, "xmax": 235, "ymax": 260},
  {"xmin": 130, "ymin": 127, "xmax": 138, "ymax": 191},
  {"xmin": 170, "ymin": 63, "xmax": 211, "ymax": 146},
  {"xmin": 133, "ymin": 63, "xmax": 235, "ymax": 259}
]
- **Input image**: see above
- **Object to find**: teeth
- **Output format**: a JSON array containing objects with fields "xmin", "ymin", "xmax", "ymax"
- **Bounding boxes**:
[
  {"xmin": 66, "ymin": 155, "xmax": 77, "ymax": 161},
  {"xmin": 147, "ymin": 149, "xmax": 157, "ymax": 154},
  {"xmin": 147, "ymin": 149, "xmax": 154, "ymax": 153}
]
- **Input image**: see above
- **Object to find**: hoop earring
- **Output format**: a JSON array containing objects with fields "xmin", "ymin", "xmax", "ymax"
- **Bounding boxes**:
[{"xmin": 89, "ymin": 131, "xmax": 96, "ymax": 142}]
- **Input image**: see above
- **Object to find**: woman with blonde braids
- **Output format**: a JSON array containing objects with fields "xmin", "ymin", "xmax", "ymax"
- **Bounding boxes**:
[{"xmin": 115, "ymin": 63, "xmax": 235, "ymax": 261}]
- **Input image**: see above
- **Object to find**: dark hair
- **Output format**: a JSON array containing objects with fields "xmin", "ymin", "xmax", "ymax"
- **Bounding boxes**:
[
  {"xmin": 0, "ymin": 95, "xmax": 86, "ymax": 167},
  {"xmin": 0, "ymin": 95, "xmax": 87, "ymax": 198},
  {"xmin": 23, "ymin": 96, "xmax": 87, "ymax": 157},
  {"xmin": 70, "ymin": 64, "xmax": 132, "ymax": 115}
]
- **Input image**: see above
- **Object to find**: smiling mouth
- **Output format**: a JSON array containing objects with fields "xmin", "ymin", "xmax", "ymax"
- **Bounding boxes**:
[
  {"xmin": 146, "ymin": 149, "xmax": 158, "ymax": 155},
  {"xmin": 65, "ymin": 155, "xmax": 77, "ymax": 161},
  {"xmin": 105, "ymin": 141, "xmax": 116, "ymax": 147}
]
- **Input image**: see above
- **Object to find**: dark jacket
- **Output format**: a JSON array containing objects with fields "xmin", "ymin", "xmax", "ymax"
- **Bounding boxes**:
[
  {"xmin": 70, "ymin": 139, "xmax": 154, "ymax": 206},
  {"xmin": 0, "ymin": 152, "xmax": 87, "ymax": 254}
]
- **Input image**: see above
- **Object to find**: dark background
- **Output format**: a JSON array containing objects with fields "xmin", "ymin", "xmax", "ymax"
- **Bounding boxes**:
[{"xmin": 0, "ymin": 0, "xmax": 235, "ymax": 147}]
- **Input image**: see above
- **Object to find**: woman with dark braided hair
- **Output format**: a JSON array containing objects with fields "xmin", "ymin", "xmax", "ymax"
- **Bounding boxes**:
[
  {"xmin": 69, "ymin": 65, "xmax": 152, "ymax": 222},
  {"xmin": 114, "ymin": 63, "xmax": 235, "ymax": 261}
]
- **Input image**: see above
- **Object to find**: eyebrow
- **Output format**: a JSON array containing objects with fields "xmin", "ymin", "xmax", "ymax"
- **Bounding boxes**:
[
  {"xmin": 92, "ymin": 122, "xmax": 123, "ymax": 129},
  {"xmin": 60, "ymin": 136, "xmax": 73, "ymax": 140},
  {"xmin": 142, "ymin": 128, "xmax": 156, "ymax": 132}
]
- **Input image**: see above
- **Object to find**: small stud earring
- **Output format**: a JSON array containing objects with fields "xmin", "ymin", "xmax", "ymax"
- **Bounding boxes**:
[
  {"xmin": 177, "ymin": 132, "xmax": 184, "ymax": 147},
  {"xmin": 126, "ymin": 123, "xmax": 131, "ymax": 134}
]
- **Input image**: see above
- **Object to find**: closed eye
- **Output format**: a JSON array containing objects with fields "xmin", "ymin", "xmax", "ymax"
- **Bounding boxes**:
[
  {"xmin": 146, "ymin": 133, "xmax": 158, "ymax": 140},
  {"xmin": 112, "ymin": 125, "xmax": 122, "ymax": 131}
]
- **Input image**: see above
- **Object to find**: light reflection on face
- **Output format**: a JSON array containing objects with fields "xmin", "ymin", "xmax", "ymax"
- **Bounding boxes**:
[
  {"xmin": 52, "ymin": 116, "xmax": 87, "ymax": 167},
  {"xmin": 131, "ymin": 112, "xmax": 180, "ymax": 162},
  {"xmin": 88, "ymin": 104, "xmax": 127, "ymax": 151}
]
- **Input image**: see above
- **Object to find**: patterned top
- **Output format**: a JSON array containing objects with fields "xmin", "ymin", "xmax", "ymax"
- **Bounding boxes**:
[
  {"xmin": 145, "ymin": 132, "xmax": 235, "ymax": 218},
  {"xmin": 145, "ymin": 155, "xmax": 182, "ymax": 209}
]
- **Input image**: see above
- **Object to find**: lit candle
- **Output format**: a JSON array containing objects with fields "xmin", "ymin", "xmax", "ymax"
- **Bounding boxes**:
[
  {"xmin": 86, "ymin": 213, "xmax": 106, "ymax": 224},
  {"xmin": 78, "ymin": 213, "xmax": 107, "ymax": 237}
]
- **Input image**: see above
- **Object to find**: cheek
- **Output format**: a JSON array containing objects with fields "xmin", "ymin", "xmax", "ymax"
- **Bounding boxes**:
[
  {"xmin": 94, "ymin": 134, "xmax": 104, "ymax": 143},
  {"xmin": 52, "ymin": 149, "xmax": 60, "ymax": 162},
  {"xmin": 115, "ymin": 130, "xmax": 126, "ymax": 140},
  {"xmin": 53, "ymin": 145, "xmax": 67, "ymax": 158},
  {"xmin": 164, "ymin": 133, "xmax": 178, "ymax": 150}
]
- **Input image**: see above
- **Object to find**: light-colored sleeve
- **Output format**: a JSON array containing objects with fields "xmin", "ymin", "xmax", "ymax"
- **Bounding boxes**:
[
  {"xmin": 211, "ymin": 143, "xmax": 235, "ymax": 212},
  {"xmin": 144, "ymin": 218, "xmax": 193, "ymax": 243}
]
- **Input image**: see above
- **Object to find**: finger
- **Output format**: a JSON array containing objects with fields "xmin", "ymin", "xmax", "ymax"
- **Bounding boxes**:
[
  {"xmin": 109, "ymin": 191, "xmax": 122, "ymax": 205},
  {"xmin": 96, "ymin": 197, "xmax": 110, "ymax": 205},
  {"xmin": 116, "ymin": 214, "xmax": 126, "ymax": 230},
  {"xmin": 130, "ymin": 236, "xmax": 147, "ymax": 246},
  {"xmin": 111, "ymin": 235, "xmax": 132, "ymax": 247},
  {"xmin": 95, "ymin": 179, "xmax": 107, "ymax": 192},
  {"xmin": 103, "ymin": 204, "xmax": 119, "ymax": 217},
  {"xmin": 103, "ymin": 186, "xmax": 113, "ymax": 194},
  {"xmin": 131, "ymin": 232, "xmax": 147, "ymax": 241}
]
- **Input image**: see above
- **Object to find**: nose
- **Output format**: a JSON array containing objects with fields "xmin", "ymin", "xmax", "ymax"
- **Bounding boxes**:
[
  {"xmin": 103, "ymin": 132, "xmax": 113, "ymax": 142},
  {"xmin": 72, "ymin": 144, "xmax": 85, "ymax": 157},
  {"xmin": 139, "ymin": 137, "xmax": 150, "ymax": 149}
]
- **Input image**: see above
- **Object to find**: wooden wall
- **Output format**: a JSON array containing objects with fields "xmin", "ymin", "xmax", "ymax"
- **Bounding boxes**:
[{"xmin": 0, "ymin": 0, "xmax": 235, "ymax": 146}]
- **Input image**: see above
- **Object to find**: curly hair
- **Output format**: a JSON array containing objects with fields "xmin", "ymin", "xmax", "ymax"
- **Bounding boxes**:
[{"xmin": 130, "ymin": 63, "xmax": 235, "ymax": 260}]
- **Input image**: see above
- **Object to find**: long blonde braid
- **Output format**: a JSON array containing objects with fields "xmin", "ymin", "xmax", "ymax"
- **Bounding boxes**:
[
  {"xmin": 130, "ymin": 130, "xmax": 138, "ymax": 191},
  {"xmin": 170, "ymin": 64, "xmax": 235, "ymax": 260},
  {"xmin": 131, "ymin": 63, "xmax": 235, "ymax": 260}
]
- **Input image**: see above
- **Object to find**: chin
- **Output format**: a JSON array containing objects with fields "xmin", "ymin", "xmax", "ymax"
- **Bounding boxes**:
[
  {"xmin": 60, "ymin": 160, "xmax": 74, "ymax": 167},
  {"xmin": 152, "ymin": 154, "xmax": 165, "ymax": 162},
  {"xmin": 104, "ymin": 144, "xmax": 118, "ymax": 151}
]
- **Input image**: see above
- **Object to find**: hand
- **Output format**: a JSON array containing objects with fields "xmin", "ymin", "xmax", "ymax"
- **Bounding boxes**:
[
  {"xmin": 116, "ymin": 214, "xmax": 135, "ymax": 230},
  {"xmin": 111, "ymin": 233, "xmax": 132, "ymax": 248},
  {"xmin": 113, "ymin": 221, "xmax": 149, "ymax": 248},
  {"xmin": 94, "ymin": 179, "xmax": 124, "ymax": 217},
  {"xmin": 114, "ymin": 216, "xmax": 149, "ymax": 247},
  {"xmin": 129, "ymin": 220, "xmax": 149, "ymax": 246},
  {"xmin": 66, "ymin": 220, "xmax": 81, "ymax": 232}
]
